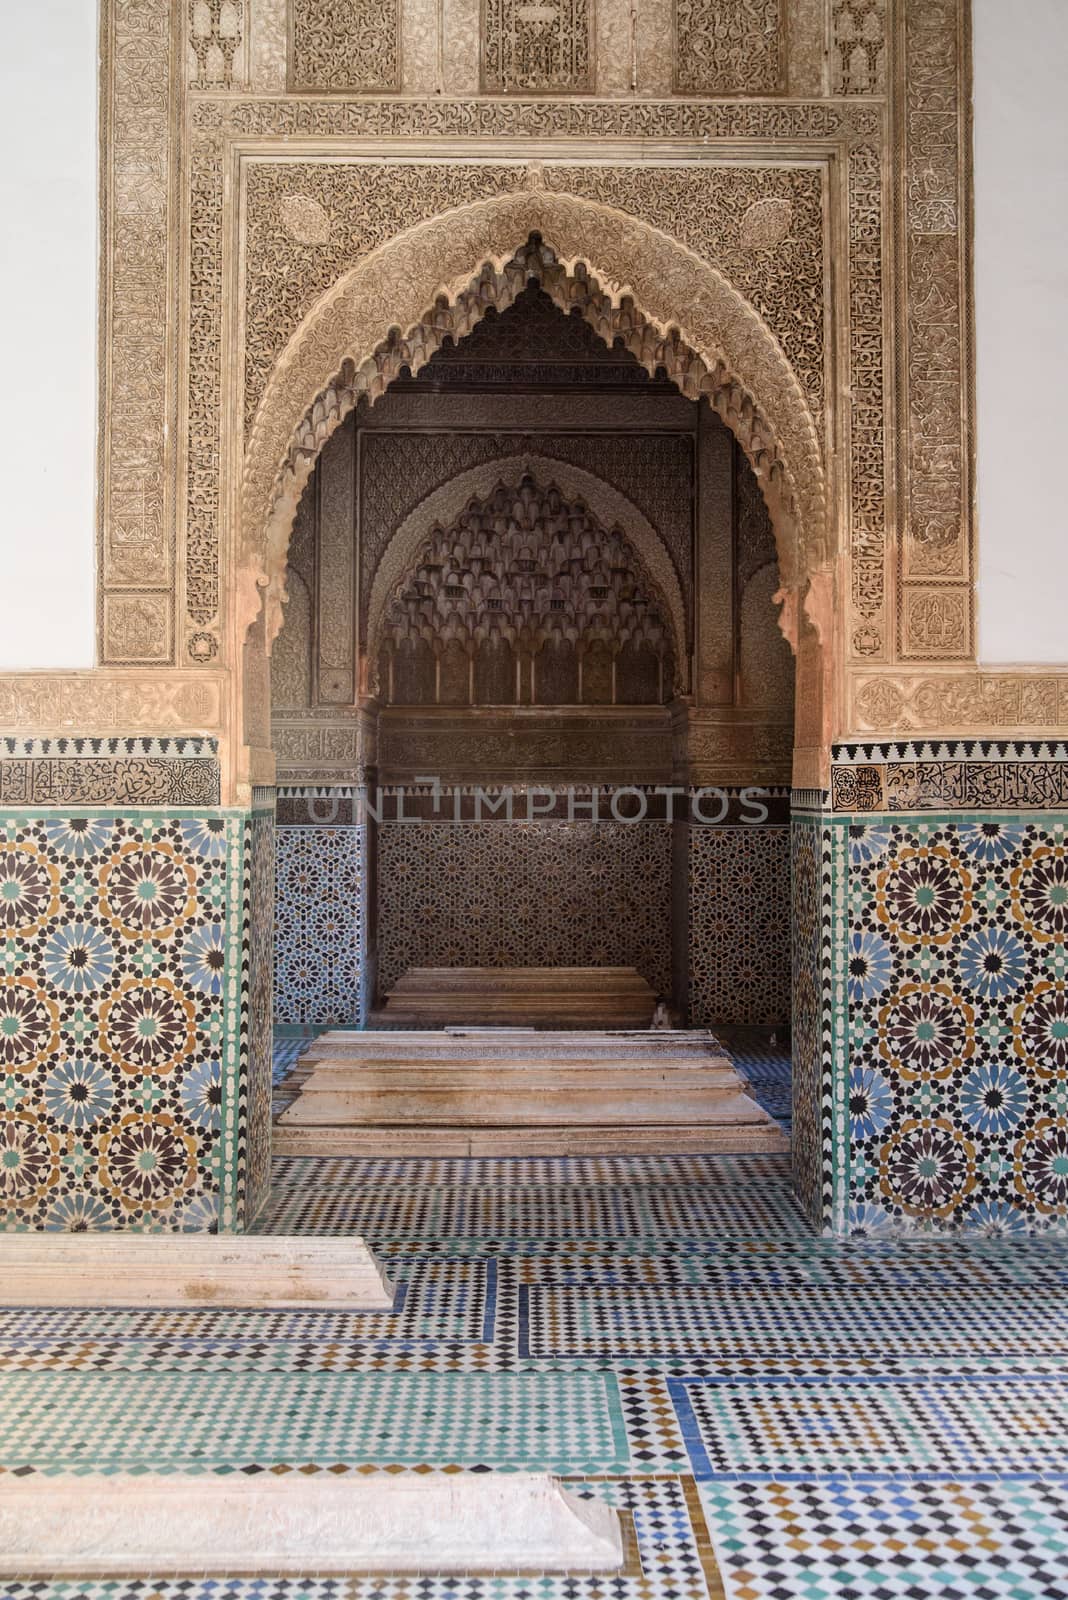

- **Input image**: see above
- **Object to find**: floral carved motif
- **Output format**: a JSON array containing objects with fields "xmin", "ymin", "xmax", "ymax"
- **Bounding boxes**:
[
  {"xmin": 674, "ymin": 0, "xmax": 784, "ymax": 96},
  {"xmin": 289, "ymin": 0, "xmax": 400, "ymax": 92}
]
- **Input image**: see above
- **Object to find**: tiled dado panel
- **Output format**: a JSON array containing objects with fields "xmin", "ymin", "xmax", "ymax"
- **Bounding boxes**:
[
  {"xmin": 376, "ymin": 822, "xmax": 672, "ymax": 999},
  {"xmin": 0, "ymin": 810, "xmax": 259, "ymax": 1232},
  {"xmin": 790, "ymin": 813, "xmax": 842, "ymax": 1232},
  {"xmin": 687, "ymin": 825, "xmax": 790, "ymax": 1028},
  {"xmin": 816, "ymin": 743, "xmax": 1068, "ymax": 1235},
  {"xmin": 273, "ymin": 824, "xmax": 366, "ymax": 1026},
  {"xmin": 243, "ymin": 801, "xmax": 276, "ymax": 1220},
  {"xmin": 845, "ymin": 814, "xmax": 1068, "ymax": 1234}
]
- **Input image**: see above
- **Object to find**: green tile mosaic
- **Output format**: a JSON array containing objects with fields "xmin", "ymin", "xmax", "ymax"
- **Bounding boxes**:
[{"xmin": 0, "ymin": 1369, "xmax": 630, "ymax": 1475}]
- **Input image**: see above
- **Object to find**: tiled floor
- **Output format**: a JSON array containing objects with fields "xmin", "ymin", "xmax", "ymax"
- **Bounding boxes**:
[{"xmin": 2, "ymin": 1029, "xmax": 1067, "ymax": 1600}]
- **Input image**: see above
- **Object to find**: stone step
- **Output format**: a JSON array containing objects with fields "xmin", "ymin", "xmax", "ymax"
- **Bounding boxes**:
[
  {"xmin": 0, "ymin": 1472, "xmax": 624, "ymax": 1576},
  {"xmin": 369, "ymin": 1012, "xmax": 656, "ymax": 1029},
  {"xmin": 272, "ymin": 1123, "xmax": 790, "ymax": 1156},
  {"xmin": 0, "ymin": 1236, "xmax": 395, "ymax": 1310},
  {"xmin": 376, "ymin": 966, "xmax": 656, "ymax": 1030}
]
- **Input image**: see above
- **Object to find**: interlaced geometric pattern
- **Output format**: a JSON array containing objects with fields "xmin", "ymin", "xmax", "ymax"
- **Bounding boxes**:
[
  {"xmin": 0, "ymin": 813, "xmax": 244, "ymax": 1231},
  {"xmin": 2, "ymin": 1036, "xmax": 1066, "ymax": 1599},
  {"xmin": 846, "ymin": 817, "xmax": 1068, "ymax": 1232}
]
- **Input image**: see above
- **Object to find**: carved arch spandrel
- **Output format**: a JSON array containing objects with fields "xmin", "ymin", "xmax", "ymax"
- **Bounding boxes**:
[
  {"xmin": 365, "ymin": 453, "xmax": 689, "ymax": 686},
  {"xmin": 238, "ymin": 192, "xmax": 829, "ymax": 651}
]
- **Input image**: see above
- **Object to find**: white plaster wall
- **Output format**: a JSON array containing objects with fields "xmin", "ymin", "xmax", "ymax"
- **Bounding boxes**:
[
  {"xmin": 0, "ymin": 3, "xmax": 1065, "ymax": 670},
  {"xmin": 973, "ymin": 0, "xmax": 1068, "ymax": 664},
  {"xmin": 0, "ymin": 0, "xmax": 97, "ymax": 669}
]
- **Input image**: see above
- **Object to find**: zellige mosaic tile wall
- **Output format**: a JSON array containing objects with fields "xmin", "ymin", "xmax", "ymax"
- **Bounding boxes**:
[
  {"xmin": 273, "ymin": 819, "xmax": 366, "ymax": 1026},
  {"xmin": 375, "ymin": 820, "xmax": 673, "ymax": 999},
  {"xmin": 0, "ymin": 809, "xmax": 254, "ymax": 1232},
  {"xmin": 815, "ymin": 743, "xmax": 1068, "ymax": 1235},
  {"xmin": 688, "ymin": 824, "xmax": 790, "ymax": 1027},
  {"xmin": 846, "ymin": 813, "xmax": 1068, "ymax": 1232}
]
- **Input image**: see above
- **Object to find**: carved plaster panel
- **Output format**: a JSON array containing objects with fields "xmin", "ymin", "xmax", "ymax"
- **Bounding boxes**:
[
  {"xmin": 831, "ymin": 0, "xmax": 887, "ymax": 95},
  {"xmin": 243, "ymin": 204, "xmax": 825, "ymax": 671},
  {"xmin": 897, "ymin": 0, "xmax": 973, "ymax": 657},
  {"xmin": 289, "ymin": 0, "xmax": 400, "ymax": 92},
  {"xmin": 482, "ymin": 0, "xmax": 592, "ymax": 93},
  {"xmin": 851, "ymin": 675, "xmax": 1068, "ymax": 736},
  {"xmin": 847, "ymin": 140, "xmax": 888, "ymax": 660},
  {"xmin": 188, "ymin": 0, "xmax": 246, "ymax": 88},
  {"xmin": 674, "ymin": 0, "xmax": 785, "ymax": 96},
  {"xmin": 98, "ymin": 0, "xmax": 180, "ymax": 665},
  {"xmin": 83, "ymin": 3, "xmax": 1002, "ymax": 776},
  {"xmin": 241, "ymin": 162, "xmax": 825, "ymax": 434},
  {"xmin": 539, "ymin": 166, "xmax": 825, "ymax": 422},
  {"xmin": 0, "ymin": 677, "xmax": 226, "ymax": 736}
]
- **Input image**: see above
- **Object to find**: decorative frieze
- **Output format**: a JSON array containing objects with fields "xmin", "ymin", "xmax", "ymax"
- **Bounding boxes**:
[
  {"xmin": 0, "ymin": 678, "xmax": 225, "ymax": 736},
  {"xmin": 0, "ymin": 759, "xmax": 219, "ymax": 808},
  {"xmin": 851, "ymin": 676, "xmax": 1068, "ymax": 736},
  {"xmin": 831, "ymin": 740, "xmax": 1068, "ymax": 813},
  {"xmin": 377, "ymin": 710, "xmax": 674, "ymax": 785}
]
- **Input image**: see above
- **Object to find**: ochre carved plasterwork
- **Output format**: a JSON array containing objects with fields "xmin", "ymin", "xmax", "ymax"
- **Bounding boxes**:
[
  {"xmin": 240, "ymin": 166, "xmax": 824, "ymax": 434},
  {"xmin": 482, "ymin": 0, "xmax": 591, "ymax": 93},
  {"xmin": 98, "ymin": 0, "xmax": 179, "ymax": 666},
  {"xmin": 289, "ymin": 0, "xmax": 400, "ymax": 92},
  {"xmin": 61, "ymin": 1, "xmax": 1067, "ymax": 795},
  {"xmin": 0, "ymin": 677, "xmax": 226, "ymax": 736},
  {"xmin": 897, "ymin": 0, "xmax": 973, "ymax": 658},
  {"xmin": 242, "ymin": 199, "xmax": 825, "ymax": 665},
  {"xmin": 188, "ymin": 0, "xmax": 245, "ymax": 87},
  {"xmin": 851, "ymin": 675, "xmax": 1068, "ymax": 735},
  {"xmin": 674, "ymin": 0, "xmax": 785, "ymax": 96},
  {"xmin": 831, "ymin": 0, "xmax": 887, "ymax": 95}
]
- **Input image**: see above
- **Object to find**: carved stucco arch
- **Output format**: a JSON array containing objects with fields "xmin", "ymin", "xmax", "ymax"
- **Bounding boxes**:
[
  {"xmin": 239, "ymin": 192, "xmax": 829, "ymax": 652},
  {"xmin": 365, "ymin": 453, "xmax": 689, "ymax": 687}
]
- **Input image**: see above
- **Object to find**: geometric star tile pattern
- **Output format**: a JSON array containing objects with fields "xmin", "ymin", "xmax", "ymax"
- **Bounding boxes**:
[
  {"xmin": 3, "ymin": 1041, "xmax": 1068, "ymax": 1600},
  {"xmin": 0, "ymin": 812, "xmax": 247, "ymax": 1231},
  {"xmin": 846, "ymin": 817, "xmax": 1068, "ymax": 1233}
]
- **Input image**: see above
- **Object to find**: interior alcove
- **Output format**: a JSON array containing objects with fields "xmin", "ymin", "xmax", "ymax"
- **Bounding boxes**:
[{"xmin": 269, "ymin": 262, "xmax": 794, "ymax": 1040}]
